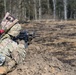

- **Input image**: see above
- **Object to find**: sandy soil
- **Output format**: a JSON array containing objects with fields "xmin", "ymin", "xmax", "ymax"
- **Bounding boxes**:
[{"xmin": 7, "ymin": 21, "xmax": 76, "ymax": 75}]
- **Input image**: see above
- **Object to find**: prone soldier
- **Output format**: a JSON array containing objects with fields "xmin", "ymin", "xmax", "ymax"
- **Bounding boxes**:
[{"xmin": 0, "ymin": 12, "xmax": 26, "ymax": 74}]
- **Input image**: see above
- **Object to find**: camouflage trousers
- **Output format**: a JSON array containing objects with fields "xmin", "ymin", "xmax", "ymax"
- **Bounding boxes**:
[{"xmin": 0, "ymin": 38, "xmax": 26, "ymax": 74}]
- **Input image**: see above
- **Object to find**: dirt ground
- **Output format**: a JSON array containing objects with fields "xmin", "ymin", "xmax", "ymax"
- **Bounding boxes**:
[{"xmin": 7, "ymin": 20, "xmax": 76, "ymax": 75}]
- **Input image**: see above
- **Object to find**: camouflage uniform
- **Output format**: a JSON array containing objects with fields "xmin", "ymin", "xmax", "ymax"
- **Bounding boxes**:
[{"xmin": 0, "ymin": 13, "xmax": 26, "ymax": 74}]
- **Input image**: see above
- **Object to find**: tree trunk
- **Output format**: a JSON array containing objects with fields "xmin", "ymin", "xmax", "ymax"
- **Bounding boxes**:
[
  {"xmin": 24, "ymin": 2, "xmax": 27, "ymax": 20},
  {"xmin": 63, "ymin": 0, "xmax": 67, "ymax": 20},
  {"xmin": 39, "ymin": 0, "xmax": 42, "ymax": 20},
  {"xmin": 34, "ymin": 0, "xmax": 37, "ymax": 20},
  {"xmin": 18, "ymin": 0, "xmax": 22, "ymax": 20},
  {"xmin": 4, "ymin": 0, "xmax": 7, "ymax": 14},
  {"xmin": 24, "ymin": 7, "xmax": 27, "ymax": 19},
  {"xmin": 47, "ymin": 0, "xmax": 50, "ymax": 14},
  {"xmin": 52, "ymin": 0, "xmax": 56, "ymax": 20},
  {"xmin": 16, "ymin": 0, "xmax": 19, "ymax": 19},
  {"xmin": 28, "ymin": 1, "xmax": 31, "ymax": 20},
  {"xmin": 9, "ymin": 0, "xmax": 12, "ymax": 13}
]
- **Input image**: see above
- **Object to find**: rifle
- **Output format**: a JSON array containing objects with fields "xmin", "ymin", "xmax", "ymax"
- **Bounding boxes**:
[{"xmin": 0, "ymin": 19, "xmax": 18, "ymax": 39}]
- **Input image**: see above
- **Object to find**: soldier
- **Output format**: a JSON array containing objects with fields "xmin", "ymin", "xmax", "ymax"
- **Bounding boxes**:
[{"xmin": 0, "ymin": 12, "xmax": 26, "ymax": 75}]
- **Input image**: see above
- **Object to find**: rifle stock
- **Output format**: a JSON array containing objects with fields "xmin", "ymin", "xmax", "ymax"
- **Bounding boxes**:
[{"xmin": 0, "ymin": 19, "xmax": 18, "ymax": 39}]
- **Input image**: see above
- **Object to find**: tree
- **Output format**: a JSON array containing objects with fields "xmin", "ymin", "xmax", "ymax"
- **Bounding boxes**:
[
  {"xmin": 34, "ymin": 0, "xmax": 37, "ymax": 20},
  {"xmin": 4, "ymin": 0, "xmax": 6, "ymax": 14},
  {"xmin": 9, "ymin": 0, "xmax": 12, "ymax": 13},
  {"xmin": 52, "ymin": 0, "xmax": 56, "ymax": 20},
  {"xmin": 39, "ymin": 0, "xmax": 42, "ymax": 19},
  {"xmin": 68, "ymin": 0, "xmax": 76, "ymax": 19},
  {"xmin": 47, "ymin": 0, "xmax": 50, "ymax": 14},
  {"xmin": 56, "ymin": 0, "xmax": 64, "ymax": 19},
  {"xmin": 0, "ymin": 0, "xmax": 4, "ymax": 20},
  {"xmin": 63, "ymin": 0, "xmax": 67, "ymax": 20}
]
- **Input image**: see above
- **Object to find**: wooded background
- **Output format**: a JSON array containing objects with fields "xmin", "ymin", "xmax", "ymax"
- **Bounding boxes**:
[{"xmin": 0, "ymin": 0, "xmax": 76, "ymax": 21}]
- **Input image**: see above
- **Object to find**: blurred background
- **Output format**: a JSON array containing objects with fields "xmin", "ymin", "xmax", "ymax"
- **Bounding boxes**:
[{"xmin": 0, "ymin": 0, "xmax": 76, "ymax": 21}]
